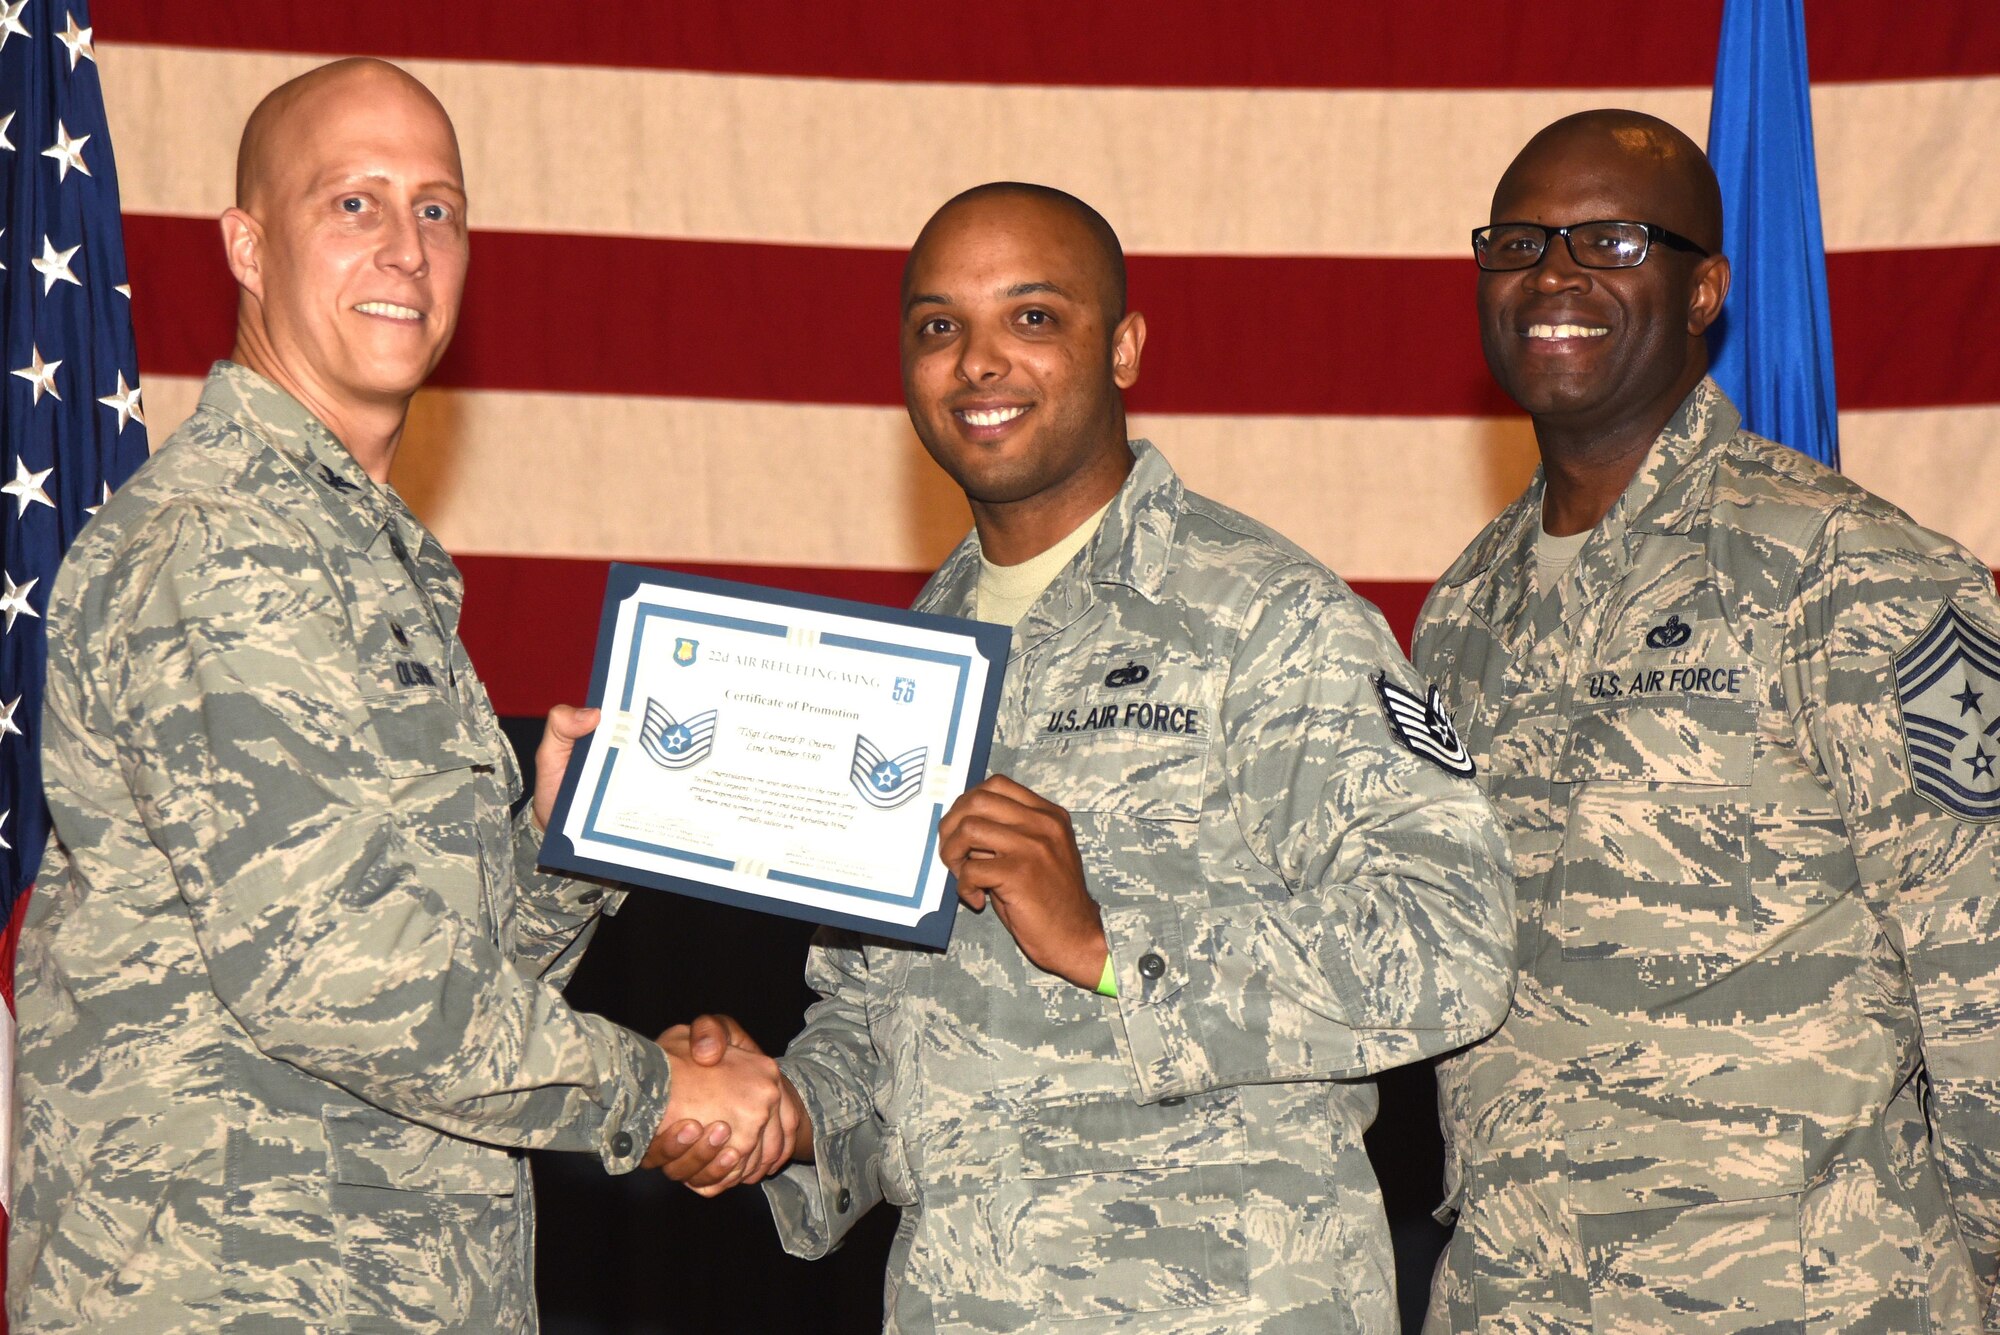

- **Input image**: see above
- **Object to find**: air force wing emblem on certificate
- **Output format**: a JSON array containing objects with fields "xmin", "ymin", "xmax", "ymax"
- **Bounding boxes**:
[
  {"xmin": 1374, "ymin": 674, "xmax": 1475, "ymax": 778},
  {"xmin": 1895, "ymin": 601, "xmax": 2000, "ymax": 820},
  {"xmin": 851, "ymin": 736, "xmax": 927, "ymax": 809},
  {"xmin": 640, "ymin": 698, "xmax": 718, "ymax": 770}
]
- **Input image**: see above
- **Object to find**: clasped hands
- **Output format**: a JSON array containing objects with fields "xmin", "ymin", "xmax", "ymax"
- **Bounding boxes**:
[
  {"xmin": 644, "ymin": 774, "xmax": 1106, "ymax": 1195},
  {"xmin": 642, "ymin": 1015, "xmax": 809, "ymax": 1195}
]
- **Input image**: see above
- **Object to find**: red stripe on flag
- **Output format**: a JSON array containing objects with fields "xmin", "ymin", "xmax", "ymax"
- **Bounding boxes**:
[
  {"xmin": 100, "ymin": 1, "xmax": 2000, "ymax": 87},
  {"xmin": 0, "ymin": 885, "xmax": 28, "ymax": 1012},
  {"xmin": 457, "ymin": 555, "xmax": 1431, "ymax": 718},
  {"xmin": 125, "ymin": 214, "xmax": 2000, "ymax": 418}
]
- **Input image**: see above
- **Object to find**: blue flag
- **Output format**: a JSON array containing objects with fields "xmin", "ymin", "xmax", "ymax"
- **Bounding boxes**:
[
  {"xmin": 1706, "ymin": 0, "xmax": 1840, "ymax": 468},
  {"xmin": 0, "ymin": 0, "xmax": 150, "ymax": 1136}
]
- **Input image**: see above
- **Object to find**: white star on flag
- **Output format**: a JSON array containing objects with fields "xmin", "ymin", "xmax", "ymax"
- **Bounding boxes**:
[
  {"xmin": 0, "ymin": 572, "xmax": 40, "ymax": 634},
  {"xmin": 97, "ymin": 372, "xmax": 144, "ymax": 433},
  {"xmin": 0, "ymin": 226, "xmax": 6, "ymax": 272},
  {"xmin": 0, "ymin": 811, "xmax": 12, "ymax": 853},
  {"xmin": 0, "ymin": 2, "xmax": 28, "ymax": 53},
  {"xmin": 0, "ymin": 696, "xmax": 20, "ymax": 742},
  {"xmin": 3, "ymin": 459, "xmax": 54, "ymax": 518},
  {"xmin": 42, "ymin": 121, "xmax": 89, "ymax": 181},
  {"xmin": 84, "ymin": 481, "xmax": 111, "ymax": 517},
  {"xmin": 114, "ymin": 282, "xmax": 130, "ymax": 299},
  {"xmin": 10, "ymin": 346, "xmax": 60, "ymax": 404},
  {"xmin": 55, "ymin": 12, "xmax": 93, "ymax": 69},
  {"xmin": 0, "ymin": 110, "xmax": 14, "ymax": 152},
  {"xmin": 31, "ymin": 235, "xmax": 81, "ymax": 295}
]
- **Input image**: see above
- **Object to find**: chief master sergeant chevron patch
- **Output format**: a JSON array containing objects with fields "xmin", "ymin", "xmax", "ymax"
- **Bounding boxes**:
[{"xmin": 1894, "ymin": 599, "xmax": 2000, "ymax": 820}]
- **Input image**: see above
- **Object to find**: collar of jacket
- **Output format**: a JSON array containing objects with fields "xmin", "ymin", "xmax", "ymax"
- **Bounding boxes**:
[
  {"xmin": 1440, "ymin": 376, "xmax": 1740, "ymax": 596},
  {"xmin": 917, "ymin": 439, "xmax": 1182, "ymax": 626},
  {"xmin": 198, "ymin": 360, "xmax": 435, "ymax": 563}
]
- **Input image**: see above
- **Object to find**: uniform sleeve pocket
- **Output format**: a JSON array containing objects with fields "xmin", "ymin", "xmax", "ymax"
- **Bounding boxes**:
[
  {"xmin": 1567, "ymin": 1120, "xmax": 1806, "ymax": 1331},
  {"xmin": 1008, "ymin": 1090, "xmax": 1250, "ymax": 1319},
  {"xmin": 323, "ymin": 1105, "xmax": 517, "ymax": 1197}
]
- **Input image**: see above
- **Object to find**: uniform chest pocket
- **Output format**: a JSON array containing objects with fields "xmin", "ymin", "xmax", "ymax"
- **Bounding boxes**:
[
  {"xmin": 357, "ymin": 691, "xmax": 497, "ymax": 929},
  {"xmin": 1553, "ymin": 695, "xmax": 1755, "ymax": 962},
  {"xmin": 1012, "ymin": 730, "xmax": 1209, "ymax": 913},
  {"xmin": 1006, "ymin": 1089, "xmax": 1250, "ymax": 1321},
  {"xmin": 322, "ymin": 1106, "xmax": 520, "ymax": 1333},
  {"xmin": 1568, "ymin": 1120, "xmax": 1806, "ymax": 1333},
  {"xmin": 359, "ymin": 689, "xmax": 489, "ymax": 779},
  {"xmin": 1013, "ymin": 728, "xmax": 1207, "ymax": 820}
]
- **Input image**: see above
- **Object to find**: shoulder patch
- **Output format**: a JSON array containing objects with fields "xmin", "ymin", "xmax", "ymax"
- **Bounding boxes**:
[
  {"xmin": 1374, "ymin": 674, "xmax": 1475, "ymax": 778},
  {"xmin": 1895, "ymin": 600, "xmax": 2000, "ymax": 821}
]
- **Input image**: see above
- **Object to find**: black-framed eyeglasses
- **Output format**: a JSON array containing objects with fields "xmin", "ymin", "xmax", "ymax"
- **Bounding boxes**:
[{"xmin": 1471, "ymin": 220, "xmax": 1711, "ymax": 272}]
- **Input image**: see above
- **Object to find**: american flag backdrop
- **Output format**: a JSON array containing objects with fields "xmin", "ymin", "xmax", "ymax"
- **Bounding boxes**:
[
  {"xmin": 3, "ymin": 4, "xmax": 1995, "ymax": 1328},
  {"xmin": 0, "ymin": 0, "xmax": 149, "ymax": 1261},
  {"xmin": 91, "ymin": 5, "xmax": 2000, "ymax": 726}
]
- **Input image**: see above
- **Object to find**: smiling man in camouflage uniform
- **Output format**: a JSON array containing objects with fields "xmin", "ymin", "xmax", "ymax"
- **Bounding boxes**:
[
  {"xmin": 1415, "ymin": 110, "xmax": 2000, "ymax": 1333},
  {"xmin": 7, "ymin": 59, "xmax": 796, "ymax": 1333},
  {"xmin": 666, "ymin": 182, "xmax": 1518, "ymax": 1332}
]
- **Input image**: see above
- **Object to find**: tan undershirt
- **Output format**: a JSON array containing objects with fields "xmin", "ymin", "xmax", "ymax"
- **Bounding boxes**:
[
  {"xmin": 976, "ymin": 497, "xmax": 1116, "ymax": 626},
  {"xmin": 1534, "ymin": 519, "xmax": 1591, "ymax": 597}
]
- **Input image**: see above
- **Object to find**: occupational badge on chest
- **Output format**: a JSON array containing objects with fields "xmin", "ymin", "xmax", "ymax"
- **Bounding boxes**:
[{"xmin": 1895, "ymin": 600, "xmax": 2000, "ymax": 820}]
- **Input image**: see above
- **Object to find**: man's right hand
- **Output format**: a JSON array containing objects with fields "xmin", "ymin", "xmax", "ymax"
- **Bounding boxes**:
[{"xmin": 644, "ymin": 1014, "xmax": 810, "ymax": 1195}]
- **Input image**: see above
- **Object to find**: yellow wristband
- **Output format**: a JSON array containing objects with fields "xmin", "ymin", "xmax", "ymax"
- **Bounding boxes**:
[{"xmin": 1094, "ymin": 954, "xmax": 1118, "ymax": 998}]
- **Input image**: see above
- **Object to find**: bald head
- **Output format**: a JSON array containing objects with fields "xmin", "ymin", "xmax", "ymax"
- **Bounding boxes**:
[
  {"xmin": 221, "ymin": 58, "xmax": 470, "ymax": 470},
  {"xmin": 1495, "ymin": 109, "xmax": 1722, "ymax": 253},
  {"xmin": 236, "ymin": 58, "xmax": 461, "ymax": 212},
  {"xmin": 905, "ymin": 183, "xmax": 1127, "ymax": 324}
]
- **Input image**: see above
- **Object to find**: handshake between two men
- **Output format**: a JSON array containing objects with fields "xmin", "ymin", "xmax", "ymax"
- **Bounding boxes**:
[{"xmin": 643, "ymin": 774, "xmax": 1107, "ymax": 1195}]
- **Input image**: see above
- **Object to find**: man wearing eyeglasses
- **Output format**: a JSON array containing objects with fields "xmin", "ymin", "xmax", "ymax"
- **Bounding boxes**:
[{"xmin": 1414, "ymin": 110, "xmax": 2000, "ymax": 1333}]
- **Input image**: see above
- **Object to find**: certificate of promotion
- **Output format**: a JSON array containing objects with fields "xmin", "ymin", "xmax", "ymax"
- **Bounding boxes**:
[{"xmin": 538, "ymin": 564, "xmax": 1010, "ymax": 948}]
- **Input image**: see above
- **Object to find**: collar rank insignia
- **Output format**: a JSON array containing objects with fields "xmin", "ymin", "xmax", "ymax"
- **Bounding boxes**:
[
  {"xmin": 319, "ymin": 464, "xmax": 359, "ymax": 493},
  {"xmin": 1645, "ymin": 614, "xmax": 1692, "ymax": 648},
  {"xmin": 1894, "ymin": 601, "xmax": 2000, "ymax": 821},
  {"xmin": 1105, "ymin": 661, "xmax": 1151, "ymax": 688},
  {"xmin": 1374, "ymin": 674, "xmax": 1475, "ymax": 778},
  {"xmin": 639, "ymin": 697, "xmax": 718, "ymax": 771},
  {"xmin": 850, "ymin": 736, "xmax": 927, "ymax": 809}
]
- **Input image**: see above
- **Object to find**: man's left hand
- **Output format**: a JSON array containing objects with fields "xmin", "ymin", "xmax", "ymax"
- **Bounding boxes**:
[
  {"xmin": 938, "ymin": 775, "xmax": 1107, "ymax": 989},
  {"xmin": 532, "ymin": 705, "xmax": 600, "ymax": 831}
]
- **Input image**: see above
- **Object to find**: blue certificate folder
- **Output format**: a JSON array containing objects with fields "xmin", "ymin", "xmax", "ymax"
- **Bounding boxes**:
[{"xmin": 537, "ymin": 563, "xmax": 1010, "ymax": 949}]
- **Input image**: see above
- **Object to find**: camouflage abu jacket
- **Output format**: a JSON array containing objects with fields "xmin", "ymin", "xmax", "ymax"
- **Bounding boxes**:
[
  {"xmin": 1414, "ymin": 380, "xmax": 2000, "ymax": 1333},
  {"xmin": 10, "ymin": 364, "xmax": 671, "ymax": 1334},
  {"xmin": 765, "ymin": 441, "xmax": 1516, "ymax": 1333}
]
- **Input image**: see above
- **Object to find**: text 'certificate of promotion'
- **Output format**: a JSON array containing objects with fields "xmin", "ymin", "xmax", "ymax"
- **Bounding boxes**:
[{"xmin": 539, "ymin": 564, "xmax": 1010, "ymax": 948}]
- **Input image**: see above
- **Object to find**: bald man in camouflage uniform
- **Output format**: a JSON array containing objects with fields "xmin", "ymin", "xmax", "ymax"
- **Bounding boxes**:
[
  {"xmin": 661, "ymin": 184, "xmax": 1517, "ymax": 1332},
  {"xmin": 9, "ymin": 61, "xmax": 793, "ymax": 1333},
  {"xmin": 1416, "ymin": 112, "xmax": 1999, "ymax": 1332}
]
